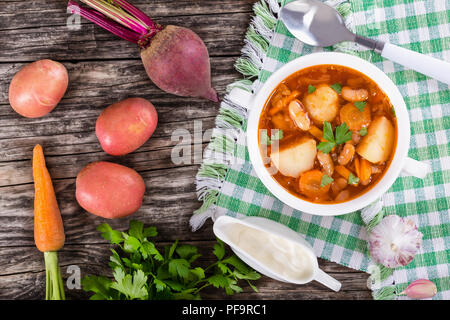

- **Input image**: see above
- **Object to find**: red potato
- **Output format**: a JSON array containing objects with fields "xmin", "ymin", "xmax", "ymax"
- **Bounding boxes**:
[
  {"xmin": 8, "ymin": 59, "xmax": 68, "ymax": 118},
  {"xmin": 96, "ymin": 98, "xmax": 158, "ymax": 156},
  {"xmin": 76, "ymin": 162, "xmax": 145, "ymax": 219}
]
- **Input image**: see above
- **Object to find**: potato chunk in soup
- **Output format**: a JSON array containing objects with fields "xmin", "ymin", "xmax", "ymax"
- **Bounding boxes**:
[
  {"xmin": 303, "ymin": 84, "xmax": 339, "ymax": 124},
  {"xmin": 270, "ymin": 138, "xmax": 317, "ymax": 178},
  {"xmin": 356, "ymin": 116, "xmax": 395, "ymax": 163}
]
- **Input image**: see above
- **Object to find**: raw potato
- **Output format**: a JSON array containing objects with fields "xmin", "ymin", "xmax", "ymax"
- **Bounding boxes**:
[
  {"xmin": 303, "ymin": 84, "xmax": 339, "ymax": 124},
  {"xmin": 270, "ymin": 138, "xmax": 317, "ymax": 178},
  {"xmin": 96, "ymin": 98, "xmax": 158, "ymax": 156},
  {"xmin": 76, "ymin": 162, "xmax": 145, "ymax": 219},
  {"xmin": 8, "ymin": 59, "xmax": 68, "ymax": 118},
  {"xmin": 356, "ymin": 116, "xmax": 395, "ymax": 163}
]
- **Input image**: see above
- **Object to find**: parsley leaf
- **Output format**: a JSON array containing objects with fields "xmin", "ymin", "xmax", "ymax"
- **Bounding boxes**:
[
  {"xmin": 348, "ymin": 172, "xmax": 360, "ymax": 185},
  {"xmin": 359, "ymin": 127, "xmax": 368, "ymax": 136},
  {"xmin": 335, "ymin": 123, "xmax": 352, "ymax": 145},
  {"xmin": 213, "ymin": 239, "xmax": 225, "ymax": 260},
  {"xmin": 123, "ymin": 235, "xmax": 141, "ymax": 253},
  {"xmin": 168, "ymin": 259, "xmax": 190, "ymax": 280},
  {"xmin": 143, "ymin": 226, "xmax": 157, "ymax": 238},
  {"xmin": 322, "ymin": 121, "xmax": 335, "ymax": 142},
  {"xmin": 175, "ymin": 244, "xmax": 198, "ymax": 260},
  {"xmin": 320, "ymin": 174, "xmax": 334, "ymax": 187},
  {"xmin": 207, "ymin": 274, "xmax": 230, "ymax": 288},
  {"xmin": 97, "ymin": 223, "xmax": 123, "ymax": 245},
  {"xmin": 308, "ymin": 84, "xmax": 316, "ymax": 93},
  {"xmin": 391, "ymin": 106, "xmax": 396, "ymax": 117},
  {"xmin": 81, "ymin": 275, "xmax": 114, "ymax": 300},
  {"xmin": 354, "ymin": 101, "xmax": 366, "ymax": 112},
  {"xmin": 317, "ymin": 141, "xmax": 335, "ymax": 154},
  {"xmin": 330, "ymin": 83, "xmax": 342, "ymax": 94},
  {"xmin": 317, "ymin": 121, "xmax": 335, "ymax": 154},
  {"xmin": 128, "ymin": 220, "xmax": 144, "ymax": 241},
  {"xmin": 110, "ymin": 269, "xmax": 148, "ymax": 300},
  {"xmin": 318, "ymin": 122, "xmax": 352, "ymax": 153}
]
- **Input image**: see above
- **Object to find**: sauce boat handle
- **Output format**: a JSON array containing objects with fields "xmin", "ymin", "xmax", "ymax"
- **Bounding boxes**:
[{"xmin": 315, "ymin": 268, "xmax": 342, "ymax": 292}]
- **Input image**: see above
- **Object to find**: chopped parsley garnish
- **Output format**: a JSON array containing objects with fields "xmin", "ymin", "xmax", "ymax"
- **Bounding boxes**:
[
  {"xmin": 354, "ymin": 101, "xmax": 367, "ymax": 112},
  {"xmin": 320, "ymin": 174, "xmax": 334, "ymax": 187},
  {"xmin": 317, "ymin": 122, "xmax": 352, "ymax": 154},
  {"xmin": 308, "ymin": 84, "xmax": 316, "ymax": 93},
  {"xmin": 335, "ymin": 122, "xmax": 352, "ymax": 145},
  {"xmin": 348, "ymin": 172, "xmax": 360, "ymax": 185},
  {"xmin": 330, "ymin": 83, "xmax": 342, "ymax": 94},
  {"xmin": 359, "ymin": 127, "xmax": 368, "ymax": 136}
]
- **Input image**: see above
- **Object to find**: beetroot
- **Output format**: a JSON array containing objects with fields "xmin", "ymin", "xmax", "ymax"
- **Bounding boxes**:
[{"xmin": 68, "ymin": 0, "xmax": 218, "ymax": 102}]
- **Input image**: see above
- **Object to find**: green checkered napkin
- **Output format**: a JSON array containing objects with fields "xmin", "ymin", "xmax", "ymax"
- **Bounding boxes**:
[{"xmin": 191, "ymin": 0, "xmax": 450, "ymax": 299}]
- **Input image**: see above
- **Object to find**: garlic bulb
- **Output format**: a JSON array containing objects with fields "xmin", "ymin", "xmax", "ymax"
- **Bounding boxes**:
[{"xmin": 369, "ymin": 215, "xmax": 422, "ymax": 268}]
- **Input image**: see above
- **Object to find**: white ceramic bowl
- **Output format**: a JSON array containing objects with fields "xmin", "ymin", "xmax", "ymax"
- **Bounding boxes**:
[{"xmin": 228, "ymin": 52, "xmax": 429, "ymax": 216}]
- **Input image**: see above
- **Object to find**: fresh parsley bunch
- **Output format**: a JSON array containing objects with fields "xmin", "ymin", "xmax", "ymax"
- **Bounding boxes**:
[{"xmin": 81, "ymin": 220, "xmax": 260, "ymax": 300}]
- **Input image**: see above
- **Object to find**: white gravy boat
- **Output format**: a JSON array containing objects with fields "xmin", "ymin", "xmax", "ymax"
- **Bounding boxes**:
[{"xmin": 213, "ymin": 215, "xmax": 342, "ymax": 292}]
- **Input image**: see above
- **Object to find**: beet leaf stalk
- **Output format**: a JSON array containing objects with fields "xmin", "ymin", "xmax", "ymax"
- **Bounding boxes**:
[{"xmin": 68, "ymin": 0, "xmax": 218, "ymax": 102}]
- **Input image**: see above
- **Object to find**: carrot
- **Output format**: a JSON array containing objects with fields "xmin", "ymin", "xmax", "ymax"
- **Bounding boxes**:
[
  {"xmin": 354, "ymin": 156, "xmax": 361, "ymax": 178},
  {"xmin": 33, "ymin": 144, "xmax": 65, "ymax": 300},
  {"xmin": 299, "ymin": 170, "xmax": 330, "ymax": 200},
  {"xmin": 335, "ymin": 165, "xmax": 352, "ymax": 180},
  {"xmin": 339, "ymin": 102, "xmax": 371, "ymax": 131},
  {"xmin": 359, "ymin": 157, "xmax": 372, "ymax": 183},
  {"xmin": 308, "ymin": 125, "xmax": 323, "ymax": 141}
]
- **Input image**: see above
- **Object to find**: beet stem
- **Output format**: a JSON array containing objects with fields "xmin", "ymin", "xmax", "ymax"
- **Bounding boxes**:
[
  {"xmin": 68, "ymin": 0, "xmax": 140, "ymax": 43},
  {"xmin": 111, "ymin": 0, "xmax": 157, "ymax": 30},
  {"xmin": 80, "ymin": 0, "xmax": 148, "ymax": 35},
  {"xmin": 68, "ymin": 0, "xmax": 163, "ymax": 47}
]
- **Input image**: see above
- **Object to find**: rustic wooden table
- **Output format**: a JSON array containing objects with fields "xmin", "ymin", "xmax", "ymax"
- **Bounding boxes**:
[{"xmin": 0, "ymin": 0, "xmax": 371, "ymax": 299}]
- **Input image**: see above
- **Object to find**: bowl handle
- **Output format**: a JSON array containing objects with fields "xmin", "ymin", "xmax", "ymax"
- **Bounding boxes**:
[
  {"xmin": 228, "ymin": 88, "xmax": 254, "ymax": 110},
  {"xmin": 402, "ymin": 157, "xmax": 431, "ymax": 179},
  {"xmin": 314, "ymin": 268, "xmax": 342, "ymax": 292}
]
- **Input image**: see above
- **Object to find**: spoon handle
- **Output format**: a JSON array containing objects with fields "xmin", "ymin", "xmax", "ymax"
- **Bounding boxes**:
[
  {"xmin": 380, "ymin": 43, "xmax": 450, "ymax": 85},
  {"xmin": 354, "ymin": 35, "xmax": 450, "ymax": 85}
]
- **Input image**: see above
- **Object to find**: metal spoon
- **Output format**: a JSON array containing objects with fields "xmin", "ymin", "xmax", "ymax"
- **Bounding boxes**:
[{"xmin": 280, "ymin": 0, "xmax": 450, "ymax": 85}]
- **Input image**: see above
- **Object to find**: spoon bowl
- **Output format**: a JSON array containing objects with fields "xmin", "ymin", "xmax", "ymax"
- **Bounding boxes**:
[{"xmin": 280, "ymin": 0, "xmax": 354, "ymax": 47}]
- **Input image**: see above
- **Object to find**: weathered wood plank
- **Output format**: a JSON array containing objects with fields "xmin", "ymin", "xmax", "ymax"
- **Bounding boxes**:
[
  {"xmin": 0, "ymin": 0, "xmax": 255, "ymax": 31},
  {"xmin": 0, "ymin": 57, "xmax": 239, "ymax": 108},
  {"xmin": 0, "ymin": 12, "xmax": 252, "ymax": 61},
  {"xmin": 0, "ymin": 243, "xmax": 371, "ymax": 300}
]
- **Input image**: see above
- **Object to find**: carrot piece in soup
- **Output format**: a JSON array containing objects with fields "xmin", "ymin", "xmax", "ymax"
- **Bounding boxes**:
[
  {"xmin": 299, "ymin": 170, "xmax": 330, "ymax": 199},
  {"xmin": 339, "ymin": 103, "xmax": 371, "ymax": 131}
]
